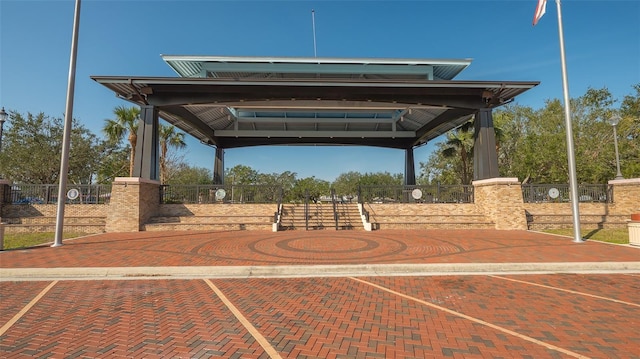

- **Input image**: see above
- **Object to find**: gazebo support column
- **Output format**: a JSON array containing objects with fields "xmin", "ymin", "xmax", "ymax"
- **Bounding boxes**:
[
  {"xmin": 473, "ymin": 108, "xmax": 499, "ymax": 180},
  {"xmin": 214, "ymin": 147, "xmax": 225, "ymax": 185},
  {"xmin": 132, "ymin": 105, "xmax": 159, "ymax": 181},
  {"xmin": 404, "ymin": 147, "xmax": 416, "ymax": 186}
]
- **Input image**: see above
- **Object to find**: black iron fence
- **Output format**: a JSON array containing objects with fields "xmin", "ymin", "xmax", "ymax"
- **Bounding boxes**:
[
  {"xmin": 521, "ymin": 184, "xmax": 612, "ymax": 203},
  {"xmin": 4, "ymin": 183, "xmax": 614, "ymax": 206},
  {"xmin": 9, "ymin": 184, "xmax": 112, "ymax": 204},
  {"xmin": 160, "ymin": 184, "xmax": 283, "ymax": 204},
  {"xmin": 358, "ymin": 185, "xmax": 474, "ymax": 204}
]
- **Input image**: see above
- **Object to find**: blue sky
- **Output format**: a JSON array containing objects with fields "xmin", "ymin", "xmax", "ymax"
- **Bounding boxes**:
[{"xmin": 1, "ymin": 0, "xmax": 639, "ymax": 182}]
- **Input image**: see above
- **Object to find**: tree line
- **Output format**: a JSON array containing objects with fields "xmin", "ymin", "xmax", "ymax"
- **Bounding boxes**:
[
  {"xmin": 420, "ymin": 85, "xmax": 639, "ymax": 184},
  {"xmin": 0, "ymin": 85, "xmax": 637, "ymax": 188}
]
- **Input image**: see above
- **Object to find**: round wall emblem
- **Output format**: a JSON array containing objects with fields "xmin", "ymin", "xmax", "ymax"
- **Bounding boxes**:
[
  {"xmin": 215, "ymin": 189, "xmax": 226, "ymax": 201},
  {"xmin": 67, "ymin": 188, "xmax": 80, "ymax": 200}
]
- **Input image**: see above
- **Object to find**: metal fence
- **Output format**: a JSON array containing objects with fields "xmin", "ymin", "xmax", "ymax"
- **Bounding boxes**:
[
  {"xmin": 9, "ymin": 184, "xmax": 112, "ymax": 204},
  {"xmin": 358, "ymin": 185, "xmax": 474, "ymax": 204},
  {"xmin": 160, "ymin": 184, "xmax": 283, "ymax": 204},
  {"xmin": 521, "ymin": 184, "xmax": 612, "ymax": 203}
]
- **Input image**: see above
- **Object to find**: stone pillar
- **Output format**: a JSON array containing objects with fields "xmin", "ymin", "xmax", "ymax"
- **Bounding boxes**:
[
  {"xmin": 608, "ymin": 178, "xmax": 640, "ymax": 216},
  {"xmin": 473, "ymin": 108, "xmax": 499, "ymax": 180},
  {"xmin": 473, "ymin": 177, "xmax": 528, "ymax": 230},
  {"xmin": 214, "ymin": 147, "xmax": 225, "ymax": 185},
  {"xmin": 105, "ymin": 177, "xmax": 160, "ymax": 232},
  {"xmin": 404, "ymin": 147, "xmax": 416, "ymax": 186}
]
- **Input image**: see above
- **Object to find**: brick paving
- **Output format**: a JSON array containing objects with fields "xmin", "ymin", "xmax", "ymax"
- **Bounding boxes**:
[
  {"xmin": 1, "ymin": 229, "xmax": 639, "ymax": 358},
  {"xmin": 1, "ymin": 230, "xmax": 639, "ymax": 268}
]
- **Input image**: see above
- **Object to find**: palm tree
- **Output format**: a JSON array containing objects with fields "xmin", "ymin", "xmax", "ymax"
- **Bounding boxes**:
[
  {"xmin": 159, "ymin": 124, "xmax": 186, "ymax": 184},
  {"xmin": 442, "ymin": 119, "xmax": 475, "ymax": 185},
  {"xmin": 102, "ymin": 106, "xmax": 140, "ymax": 176}
]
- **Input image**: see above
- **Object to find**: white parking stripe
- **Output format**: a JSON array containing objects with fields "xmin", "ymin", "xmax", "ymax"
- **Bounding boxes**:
[
  {"xmin": 0, "ymin": 280, "xmax": 58, "ymax": 336},
  {"xmin": 203, "ymin": 279, "xmax": 283, "ymax": 359},
  {"xmin": 351, "ymin": 277, "xmax": 590, "ymax": 359},
  {"xmin": 490, "ymin": 275, "xmax": 640, "ymax": 307}
]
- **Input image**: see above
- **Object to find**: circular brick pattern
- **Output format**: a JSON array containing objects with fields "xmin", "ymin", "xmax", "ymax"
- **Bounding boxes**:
[
  {"xmin": 247, "ymin": 234, "xmax": 410, "ymax": 262},
  {"xmin": 277, "ymin": 237, "xmax": 378, "ymax": 253}
]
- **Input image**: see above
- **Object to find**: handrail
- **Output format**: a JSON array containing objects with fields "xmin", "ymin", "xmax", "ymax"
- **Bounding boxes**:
[
  {"xmin": 331, "ymin": 188, "xmax": 339, "ymax": 230},
  {"xmin": 304, "ymin": 190, "xmax": 309, "ymax": 231},
  {"xmin": 274, "ymin": 187, "xmax": 283, "ymax": 226}
]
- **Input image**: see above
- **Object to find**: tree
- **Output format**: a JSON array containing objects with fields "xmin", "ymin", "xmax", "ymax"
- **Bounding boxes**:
[
  {"xmin": 95, "ymin": 146, "xmax": 129, "ymax": 183},
  {"xmin": 159, "ymin": 124, "xmax": 186, "ymax": 184},
  {"xmin": 225, "ymin": 165, "xmax": 260, "ymax": 185},
  {"xmin": 332, "ymin": 171, "xmax": 362, "ymax": 197},
  {"xmin": 440, "ymin": 119, "xmax": 475, "ymax": 185},
  {"xmin": 102, "ymin": 106, "xmax": 139, "ymax": 176},
  {"xmin": 0, "ymin": 111, "xmax": 103, "ymax": 184},
  {"xmin": 291, "ymin": 176, "xmax": 330, "ymax": 203},
  {"xmin": 165, "ymin": 163, "xmax": 212, "ymax": 185}
]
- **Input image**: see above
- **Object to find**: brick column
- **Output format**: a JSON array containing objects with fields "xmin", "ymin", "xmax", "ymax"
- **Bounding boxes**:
[
  {"xmin": 473, "ymin": 177, "xmax": 528, "ymax": 230},
  {"xmin": 105, "ymin": 177, "xmax": 160, "ymax": 232},
  {"xmin": 609, "ymin": 178, "xmax": 640, "ymax": 216}
]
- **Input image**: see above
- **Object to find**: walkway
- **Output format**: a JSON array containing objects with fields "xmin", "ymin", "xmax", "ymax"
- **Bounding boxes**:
[{"xmin": 1, "ymin": 230, "xmax": 639, "ymax": 358}]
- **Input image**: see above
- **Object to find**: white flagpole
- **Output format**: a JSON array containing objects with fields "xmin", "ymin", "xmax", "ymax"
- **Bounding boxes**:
[
  {"xmin": 53, "ymin": 0, "xmax": 82, "ymax": 247},
  {"xmin": 555, "ymin": 0, "xmax": 584, "ymax": 243},
  {"xmin": 312, "ymin": 9, "xmax": 317, "ymax": 57}
]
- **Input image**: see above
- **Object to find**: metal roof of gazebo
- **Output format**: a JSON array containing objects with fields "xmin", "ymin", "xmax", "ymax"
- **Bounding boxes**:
[{"xmin": 92, "ymin": 56, "xmax": 538, "ymax": 149}]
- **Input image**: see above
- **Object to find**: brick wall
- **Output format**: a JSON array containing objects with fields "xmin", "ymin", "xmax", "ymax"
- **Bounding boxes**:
[
  {"xmin": 156, "ymin": 203, "xmax": 277, "ymax": 217},
  {"xmin": 523, "ymin": 179, "xmax": 639, "ymax": 229}
]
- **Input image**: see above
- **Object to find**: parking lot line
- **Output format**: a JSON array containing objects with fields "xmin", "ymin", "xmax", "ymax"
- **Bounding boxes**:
[
  {"xmin": 350, "ymin": 277, "xmax": 590, "ymax": 359},
  {"xmin": 0, "ymin": 280, "xmax": 58, "ymax": 336},
  {"xmin": 490, "ymin": 275, "xmax": 640, "ymax": 307},
  {"xmin": 203, "ymin": 279, "xmax": 282, "ymax": 359}
]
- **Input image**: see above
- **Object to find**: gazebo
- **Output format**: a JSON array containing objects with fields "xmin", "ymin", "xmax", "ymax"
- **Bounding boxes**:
[{"xmin": 92, "ymin": 55, "xmax": 538, "ymax": 184}]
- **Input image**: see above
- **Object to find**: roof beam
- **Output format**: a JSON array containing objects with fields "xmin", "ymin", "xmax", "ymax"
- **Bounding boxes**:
[
  {"xmin": 214, "ymin": 130, "xmax": 415, "ymax": 138},
  {"xmin": 201, "ymin": 62, "xmax": 434, "ymax": 78},
  {"xmin": 235, "ymin": 116, "xmax": 396, "ymax": 124}
]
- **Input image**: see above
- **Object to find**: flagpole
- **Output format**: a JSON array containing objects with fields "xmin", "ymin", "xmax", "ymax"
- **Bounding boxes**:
[
  {"xmin": 53, "ymin": 0, "xmax": 82, "ymax": 247},
  {"xmin": 312, "ymin": 9, "xmax": 317, "ymax": 57},
  {"xmin": 555, "ymin": 0, "xmax": 584, "ymax": 243}
]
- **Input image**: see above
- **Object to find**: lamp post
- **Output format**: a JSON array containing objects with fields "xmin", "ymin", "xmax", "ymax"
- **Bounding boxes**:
[
  {"xmin": 608, "ymin": 115, "xmax": 624, "ymax": 180},
  {"xmin": 0, "ymin": 107, "xmax": 7, "ymax": 152}
]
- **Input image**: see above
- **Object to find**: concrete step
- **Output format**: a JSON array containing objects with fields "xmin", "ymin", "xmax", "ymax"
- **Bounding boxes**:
[
  {"xmin": 147, "ymin": 215, "xmax": 273, "ymax": 224},
  {"xmin": 143, "ymin": 223, "xmax": 272, "ymax": 231}
]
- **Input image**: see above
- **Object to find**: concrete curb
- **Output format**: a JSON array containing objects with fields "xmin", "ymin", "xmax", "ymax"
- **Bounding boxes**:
[{"xmin": 2, "ymin": 262, "xmax": 640, "ymax": 280}]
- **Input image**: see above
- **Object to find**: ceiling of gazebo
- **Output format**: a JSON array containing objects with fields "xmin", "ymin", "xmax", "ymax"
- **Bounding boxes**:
[{"xmin": 92, "ymin": 56, "xmax": 538, "ymax": 149}]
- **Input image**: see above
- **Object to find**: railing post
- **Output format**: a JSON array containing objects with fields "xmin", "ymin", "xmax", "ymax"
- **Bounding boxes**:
[
  {"xmin": 304, "ymin": 190, "xmax": 309, "ymax": 231},
  {"xmin": 331, "ymin": 188, "xmax": 339, "ymax": 230}
]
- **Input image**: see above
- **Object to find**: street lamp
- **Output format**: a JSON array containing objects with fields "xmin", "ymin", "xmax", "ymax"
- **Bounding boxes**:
[
  {"xmin": 607, "ymin": 114, "xmax": 624, "ymax": 180},
  {"xmin": 0, "ymin": 107, "xmax": 8, "ymax": 152}
]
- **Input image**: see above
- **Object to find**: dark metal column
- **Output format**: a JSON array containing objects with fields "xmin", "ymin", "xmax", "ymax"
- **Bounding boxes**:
[
  {"xmin": 473, "ymin": 108, "xmax": 499, "ymax": 180},
  {"xmin": 404, "ymin": 147, "xmax": 416, "ymax": 186},
  {"xmin": 213, "ymin": 147, "xmax": 225, "ymax": 185},
  {"xmin": 133, "ymin": 105, "xmax": 159, "ymax": 180}
]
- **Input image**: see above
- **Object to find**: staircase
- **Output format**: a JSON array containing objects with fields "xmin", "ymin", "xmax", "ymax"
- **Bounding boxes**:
[
  {"xmin": 334, "ymin": 203, "xmax": 363, "ymax": 230},
  {"xmin": 279, "ymin": 203, "xmax": 362, "ymax": 230}
]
